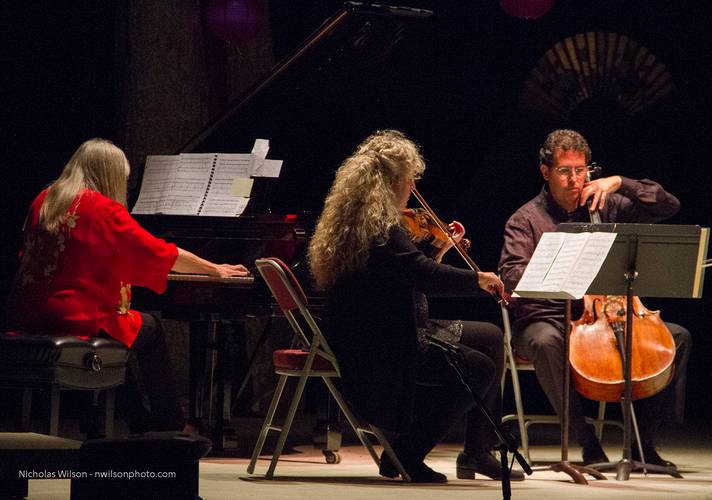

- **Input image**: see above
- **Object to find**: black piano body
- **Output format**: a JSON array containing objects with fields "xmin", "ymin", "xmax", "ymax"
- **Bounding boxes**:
[
  {"xmin": 131, "ymin": 0, "xmax": 435, "ymax": 314},
  {"xmin": 133, "ymin": 213, "xmax": 315, "ymax": 317},
  {"xmin": 130, "ymin": 2, "xmax": 434, "ymax": 450}
]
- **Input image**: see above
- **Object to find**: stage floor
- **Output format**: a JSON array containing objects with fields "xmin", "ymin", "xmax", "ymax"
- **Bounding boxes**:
[{"xmin": 24, "ymin": 420, "xmax": 712, "ymax": 500}]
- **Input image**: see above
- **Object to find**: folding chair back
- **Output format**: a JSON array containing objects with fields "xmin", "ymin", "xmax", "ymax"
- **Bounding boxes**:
[
  {"xmin": 256, "ymin": 256, "xmax": 307, "ymax": 312},
  {"xmin": 248, "ymin": 258, "xmax": 409, "ymax": 480},
  {"xmin": 255, "ymin": 257, "xmax": 336, "ymax": 371}
]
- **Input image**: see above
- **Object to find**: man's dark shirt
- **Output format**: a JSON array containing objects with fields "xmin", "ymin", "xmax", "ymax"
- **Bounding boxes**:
[{"xmin": 498, "ymin": 177, "xmax": 680, "ymax": 330}]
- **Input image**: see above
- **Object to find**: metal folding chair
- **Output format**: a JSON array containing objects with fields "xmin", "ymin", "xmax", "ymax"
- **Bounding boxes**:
[
  {"xmin": 247, "ymin": 257, "xmax": 410, "ymax": 480},
  {"xmin": 500, "ymin": 302, "xmax": 622, "ymax": 462}
]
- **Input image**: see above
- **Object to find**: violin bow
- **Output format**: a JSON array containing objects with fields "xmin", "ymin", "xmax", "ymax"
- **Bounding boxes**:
[{"xmin": 411, "ymin": 188, "xmax": 508, "ymax": 305}]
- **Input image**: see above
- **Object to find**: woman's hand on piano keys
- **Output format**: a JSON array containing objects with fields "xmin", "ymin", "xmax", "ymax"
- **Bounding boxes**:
[
  {"xmin": 173, "ymin": 247, "xmax": 251, "ymax": 277},
  {"xmin": 212, "ymin": 263, "xmax": 251, "ymax": 278}
]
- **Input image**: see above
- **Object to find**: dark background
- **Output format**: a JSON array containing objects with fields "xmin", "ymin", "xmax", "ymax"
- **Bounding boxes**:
[{"xmin": 2, "ymin": 0, "xmax": 712, "ymax": 420}]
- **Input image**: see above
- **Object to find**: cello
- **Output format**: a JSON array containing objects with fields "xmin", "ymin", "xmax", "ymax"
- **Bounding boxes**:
[
  {"xmin": 569, "ymin": 294, "xmax": 675, "ymax": 402},
  {"xmin": 568, "ymin": 165, "xmax": 676, "ymax": 402}
]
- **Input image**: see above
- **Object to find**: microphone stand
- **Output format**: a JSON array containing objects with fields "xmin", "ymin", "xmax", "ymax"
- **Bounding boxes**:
[{"xmin": 425, "ymin": 335, "xmax": 532, "ymax": 500}]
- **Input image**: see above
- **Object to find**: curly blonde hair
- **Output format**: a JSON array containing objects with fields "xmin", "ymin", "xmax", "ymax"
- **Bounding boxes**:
[
  {"xmin": 40, "ymin": 139, "xmax": 130, "ymax": 234},
  {"xmin": 308, "ymin": 130, "xmax": 425, "ymax": 290}
]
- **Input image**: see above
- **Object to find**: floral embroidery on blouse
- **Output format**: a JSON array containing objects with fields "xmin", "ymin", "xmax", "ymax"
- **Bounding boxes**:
[
  {"xmin": 117, "ymin": 282, "xmax": 133, "ymax": 316},
  {"xmin": 17, "ymin": 197, "xmax": 81, "ymax": 286}
]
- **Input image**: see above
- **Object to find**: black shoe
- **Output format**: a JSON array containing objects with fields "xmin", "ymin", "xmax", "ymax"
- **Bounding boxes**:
[
  {"xmin": 379, "ymin": 452, "xmax": 447, "ymax": 483},
  {"xmin": 378, "ymin": 452, "xmax": 399, "ymax": 478},
  {"xmin": 456, "ymin": 452, "xmax": 525, "ymax": 481},
  {"xmin": 632, "ymin": 445, "xmax": 677, "ymax": 469},
  {"xmin": 582, "ymin": 440, "xmax": 609, "ymax": 466}
]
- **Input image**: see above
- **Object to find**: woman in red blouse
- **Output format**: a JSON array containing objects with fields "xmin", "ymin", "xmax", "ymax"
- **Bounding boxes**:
[{"xmin": 6, "ymin": 138, "xmax": 249, "ymax": 433}]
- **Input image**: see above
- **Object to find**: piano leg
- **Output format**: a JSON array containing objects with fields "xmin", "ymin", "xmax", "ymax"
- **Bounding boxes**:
[
  {"xmin": 188, "ymin": 317, "xmax": 238, "ymax": 450},
  {"xmin": 214, "ymin": 318, "xmax": 240, "ymax": 450},
  {"xmin": 188, "ymin": 320, "xmax": 208, "ymax": 425},
  {"xmin": 233, "ymin": 315, "xmax": 273, "ymax": 405}
]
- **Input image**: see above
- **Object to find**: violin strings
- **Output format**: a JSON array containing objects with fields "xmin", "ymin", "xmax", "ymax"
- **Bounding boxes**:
[{"xmin": 410, "ymin": 188, "xmax": 481, "ymax": 272}]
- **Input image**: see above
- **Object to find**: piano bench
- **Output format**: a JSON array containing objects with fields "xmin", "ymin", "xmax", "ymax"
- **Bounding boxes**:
[{"xmin": 0, "ymin": 332, "xmax": 129, "ymax": 439}]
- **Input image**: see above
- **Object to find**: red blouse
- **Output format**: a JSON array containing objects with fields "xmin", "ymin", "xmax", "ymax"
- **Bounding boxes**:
[{"xmin": 6, "ymin": 189, "xmax": 178, "ymax": 346}]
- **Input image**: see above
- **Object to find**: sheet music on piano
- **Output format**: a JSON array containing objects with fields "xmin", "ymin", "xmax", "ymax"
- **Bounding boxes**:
[{"xmin": 131, "ymin": 140, "xmax": 282, "ymax": 217}]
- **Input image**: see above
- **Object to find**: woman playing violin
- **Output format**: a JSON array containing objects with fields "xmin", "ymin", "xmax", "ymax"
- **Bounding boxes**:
[{"xmin": 308, "ymin": 129, "xmax": 522, "ymax": 482}]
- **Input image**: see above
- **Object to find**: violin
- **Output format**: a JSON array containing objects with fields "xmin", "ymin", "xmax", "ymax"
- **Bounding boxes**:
[
  {"xmin": 401, "ymin": 207, "xmax": 470, "ymax": 253},
  {"xmin": 568, "ymin": 164, "xmax": 676, "ymax": 402},
  {"xmin": 402, "ymin": 188, "xmax": 508, "ymax": 305}
]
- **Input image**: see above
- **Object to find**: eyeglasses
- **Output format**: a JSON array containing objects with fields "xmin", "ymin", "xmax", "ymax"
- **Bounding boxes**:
[{"xmin": 552, "ymin": 166, "xmax": 587, "ymax": 177}]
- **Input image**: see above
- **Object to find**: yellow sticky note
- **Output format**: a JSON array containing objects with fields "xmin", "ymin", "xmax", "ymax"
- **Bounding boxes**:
[{"xmin": 231, "ymin": 178, "xmax": 254, "ymax": 197}]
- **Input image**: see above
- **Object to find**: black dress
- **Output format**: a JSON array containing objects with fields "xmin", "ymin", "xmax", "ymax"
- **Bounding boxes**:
[{"xmin": 326, "ymin": 224, "xmax": 485, "ymax": 432}]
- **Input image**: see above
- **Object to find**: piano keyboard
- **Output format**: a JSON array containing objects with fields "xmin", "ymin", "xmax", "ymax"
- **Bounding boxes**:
[{"xmin": 167, "ymin": 273, "xmax": 255, "ymax": 285}]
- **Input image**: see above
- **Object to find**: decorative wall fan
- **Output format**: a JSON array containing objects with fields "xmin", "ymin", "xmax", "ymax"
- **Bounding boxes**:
[{"xmin": 519, "ymin": 32, "xmax": 675, "ymax": 117}]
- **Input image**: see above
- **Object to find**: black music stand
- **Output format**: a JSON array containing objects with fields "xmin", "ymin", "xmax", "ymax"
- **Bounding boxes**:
[
  {"xmin": 528, "ymin": 297, "xmax": 606, "ymax": 485},
  {"xmin": 558, "ymin": 223, "xmax": 709, "ymax": 481},
  {"xmin": 512, "ymin": 232, "xmax": 613, "ymax": 484}
]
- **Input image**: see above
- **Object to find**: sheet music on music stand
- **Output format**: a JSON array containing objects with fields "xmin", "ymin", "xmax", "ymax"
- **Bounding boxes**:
[
  {"xmin": 131, "ymin": 139, "xmax": 283, "ymax": 216},
  {"xmin": 558, "ymin": 223, "xmax": 709, "ymax": 298},
  {"xmin": 513, "ymin": 232, "xmax": 617, "ymax": 299}
]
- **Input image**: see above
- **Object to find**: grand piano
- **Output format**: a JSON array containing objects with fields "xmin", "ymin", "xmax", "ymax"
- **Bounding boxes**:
[{"xmin": 132, "ymin": 2, "xmax": 434, "ymax": 450}]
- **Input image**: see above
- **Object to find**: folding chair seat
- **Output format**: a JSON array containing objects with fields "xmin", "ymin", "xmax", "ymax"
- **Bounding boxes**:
[
  {"xmin": 499, "ymin": 303, "xmax": 621, "ymax": 462},
  {"xmin": 247, "ymin": 257, "xmax": 410, "ymax": 480}
]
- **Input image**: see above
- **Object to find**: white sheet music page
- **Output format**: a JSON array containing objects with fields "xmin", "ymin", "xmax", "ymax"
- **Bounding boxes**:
[
  {"xmin": 250, "ymin": 138, "xmax": 283, "ymax": 178},
  {"xmin": 254, "ymin": 159, "xmax": 283, "ymax": 178},
  {"xmin": 515, "ymin": 232, "xmax": 567, "ymax": 294},
  {"xmin": 161, "ymin": 154, "xmax": 214, "ymax": 215},
  {"xmin": 199, "ymin": 153, "xmax": 253, "ymax": 216},
  {"xmin": 563, "ymin": 232, "xmax": 617, "ymax": 298},
  {"xmin": 514, "ymin": 232, "xmax": 616, "ymax": 299},
  {"xmin": 131, "ymin": 155, "xmax": 179, "ymax": 214},
  {"xmin": 541, "ymin": 232, "xmax": 590, "ymax": 292}
]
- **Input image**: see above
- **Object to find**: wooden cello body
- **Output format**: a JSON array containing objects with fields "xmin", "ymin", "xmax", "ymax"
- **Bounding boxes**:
[{"xmin": 570, "ymin": 294, "xmax": 675, "ymax": 402}]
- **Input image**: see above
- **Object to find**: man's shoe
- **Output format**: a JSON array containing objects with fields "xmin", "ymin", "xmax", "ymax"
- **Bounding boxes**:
[
  {"xmin": 582, "ymin": 440, "xmax": 609, "ymax": 466},
  {"xmin": 632, "ymin": 446, "xmax": 677, "ymax": 469},
  {"xmin": 379, "ymin": 452, "xmax": 447, "ymax": 483},
  {"xmin": 456, "ymin": 452, "xmax": 525, "ymax": 481}
]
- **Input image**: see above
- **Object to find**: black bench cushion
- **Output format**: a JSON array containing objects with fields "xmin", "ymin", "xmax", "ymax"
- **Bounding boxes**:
[{"xmin": 0, "ymin": 333, "xmax": 129, "ymax": 389}]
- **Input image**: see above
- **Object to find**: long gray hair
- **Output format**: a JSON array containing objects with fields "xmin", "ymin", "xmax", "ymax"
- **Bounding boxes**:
[{"xmin": 40, "ymin": 138, "xmax": 129, "ymax": 233}]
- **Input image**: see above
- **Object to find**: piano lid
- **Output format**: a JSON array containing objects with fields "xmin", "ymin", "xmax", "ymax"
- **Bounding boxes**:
[{"xmin": 174, "ymin": 2, "xmax": 433, "ymax": 215}]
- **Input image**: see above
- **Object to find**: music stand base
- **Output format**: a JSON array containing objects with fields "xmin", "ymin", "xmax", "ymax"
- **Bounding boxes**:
[
  {"xmin": 531, "ymin": 460, "xmax": 606, "ymax": 484},
  {"xmin": 589, "ymin": 459, "xmax": 683, "ymax": 479}
]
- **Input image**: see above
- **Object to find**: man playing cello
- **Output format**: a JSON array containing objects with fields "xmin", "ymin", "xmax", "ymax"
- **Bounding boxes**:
[{"xmin": 498, "ymin": 129, "xmax": 692, "ymax": 469}]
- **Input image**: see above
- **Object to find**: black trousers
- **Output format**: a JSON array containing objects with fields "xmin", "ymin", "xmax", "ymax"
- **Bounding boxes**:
[
  {"xmin": 513, "ymin": 319, "xmax": 691, "ymax": 444},
  {"xmin": 114, "ymin": 312, "xmax": 185, "ymax": 433},
  {"xmin": 393, "ymin": 321, "xmax": 501, "ymax": 464}
]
